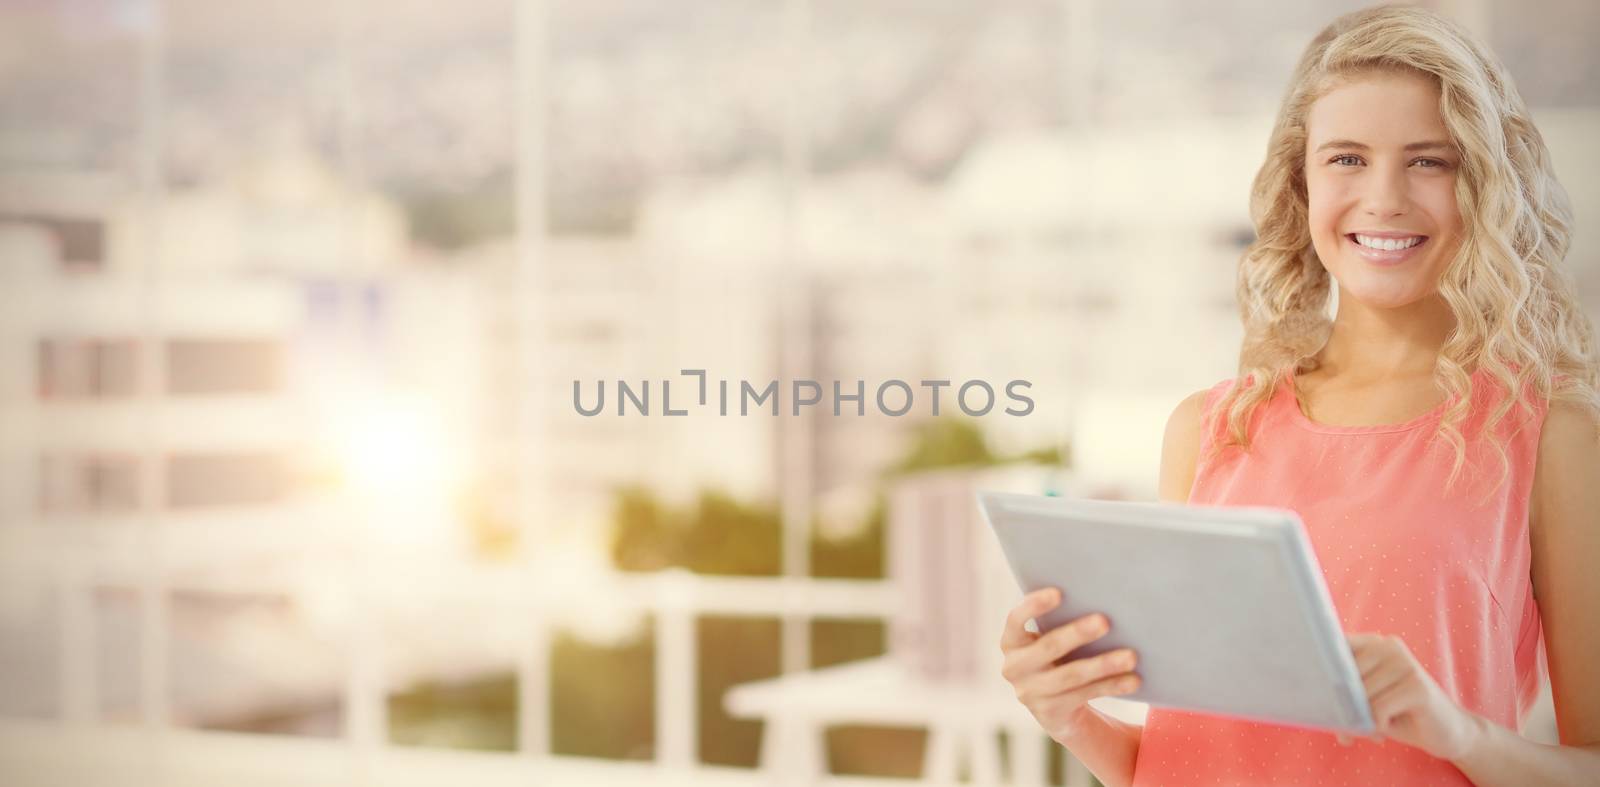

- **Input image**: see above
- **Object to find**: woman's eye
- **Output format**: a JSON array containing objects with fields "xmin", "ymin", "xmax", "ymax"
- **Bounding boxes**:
[
  {"xmin": 1330, "ymin": 154, "xmax": 1363, "ymax": 166},
  {"xmin": 1412, "ymin": 158, "xmax": 1449, "ymax": 169}
]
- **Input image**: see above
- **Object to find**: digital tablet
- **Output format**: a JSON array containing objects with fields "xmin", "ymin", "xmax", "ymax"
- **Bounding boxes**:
[{"xmin": 977, "ymin": 491, "xmax": 1374, "ymax": 735}]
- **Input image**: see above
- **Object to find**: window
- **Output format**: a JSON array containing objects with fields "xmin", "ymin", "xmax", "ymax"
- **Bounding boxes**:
[
  {"xmin": 165, "ymin": 339, "xmax": 284, "ymax": 395},
  {"xmin": 0, "ymin": 214, "xmax": 105, "ymax": 270},
  {"xmin": 37, "ymin": 339, "xmax": 138, "ymax": 399},
  {"xmin": 166, "ymin": 453, "xmax": 288, "ymax": 509},
  {"xmin": 38, "ymin": 453, "xmax": 141, "ymax": 514}
]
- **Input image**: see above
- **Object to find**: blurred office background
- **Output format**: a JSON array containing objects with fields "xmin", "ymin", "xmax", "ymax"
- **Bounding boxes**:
[{"xmin": 0, "ymin": 1, "xmax": 1594, "ymax": 785}]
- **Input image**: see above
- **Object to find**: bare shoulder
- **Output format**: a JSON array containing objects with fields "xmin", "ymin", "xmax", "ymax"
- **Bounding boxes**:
[
  {"xmin": 1159, "ymin": 388, "xmax": 1212, "ymax": 503},
  {"xmin": 1534, "ymin": 400, "xmax": 1600, "ymax": 524},
  {"xmin": 1165, "ymin": 388, "xmax": 1210, "ymax": 441},
  {"xmin": 1538, "ymin": 399, "xmax": 1600, "ymax": 459}
]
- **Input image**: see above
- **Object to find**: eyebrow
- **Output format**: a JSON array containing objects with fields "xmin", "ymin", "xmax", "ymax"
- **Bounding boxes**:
[{"xmin": 1312, "ymin": 139, "xmax": 1456, "ymax": 153}]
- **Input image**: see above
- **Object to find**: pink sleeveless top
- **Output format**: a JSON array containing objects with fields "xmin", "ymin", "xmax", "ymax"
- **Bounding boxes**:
[{"xmin": 1131, "ymin": 367, "xmax": 1549, "ymax": 786}]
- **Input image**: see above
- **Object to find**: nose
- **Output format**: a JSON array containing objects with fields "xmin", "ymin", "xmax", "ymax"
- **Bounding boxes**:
[{"xmin": 1361, "ymin": 163, "xmax": 1411, "ymax": 218}]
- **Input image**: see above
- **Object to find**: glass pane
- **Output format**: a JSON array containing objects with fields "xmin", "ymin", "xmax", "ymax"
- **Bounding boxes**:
[
  {"xmin": 168, "ymin": 589, "xmax": 343, "ymax": 736},
  {"xmin": 166, "ymin": 338, "xmax": 285, "ymax": 395},
  {"xmin": 37, "ymin": 338, "xmax": 139, "ymax": 399},
  {"xmin": 385, "ymin": 601, "xmax": 520, "ymax": 751},
  {"xmin": 550, "ymin": 618, "xmax": 655, "ymax": 759},
  {"xmin": 95, "ymin": 585, "xmax": 143, "ymax": 722},
  {"xmin": 166, "ymin": 452, "xmax": 288, "ymax": 508},
  {"xmin": 0, "ymin": 581, "xmax": 60, "ymax": 720},
  {"xmin": 39, "ymin": 452, "xmax": 141, "ymax": 514}
]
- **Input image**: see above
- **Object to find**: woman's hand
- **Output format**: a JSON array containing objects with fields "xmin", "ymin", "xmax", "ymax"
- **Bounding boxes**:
[
  {"xmin": 999, "ymin": 587, "xmax": 1143, "ymax": 744},
  {"xmin": 1345, "ymin": 632, "xmax": 1483, "ymax": 760}
]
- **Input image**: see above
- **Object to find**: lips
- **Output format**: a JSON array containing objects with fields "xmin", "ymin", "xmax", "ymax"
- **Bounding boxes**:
[{"xmin": 1344, "ymin": 232, "xmax": 1429, "ymax": 266}]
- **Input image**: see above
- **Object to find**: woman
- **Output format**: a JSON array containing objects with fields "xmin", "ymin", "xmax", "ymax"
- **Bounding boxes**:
[{"xmin": 997, "ymin": 6, "xmax": 1600, "ymax": 786}]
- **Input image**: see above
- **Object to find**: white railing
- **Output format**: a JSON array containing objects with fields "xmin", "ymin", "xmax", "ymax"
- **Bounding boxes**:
[{"xmin": 0, "ymin": 554, "xmax": 936, "ymax": 787}]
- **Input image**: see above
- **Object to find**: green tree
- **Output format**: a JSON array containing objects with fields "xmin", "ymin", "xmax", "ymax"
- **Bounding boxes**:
[{"xmin": 889, "ymin": 418, "xmax": 997, "ymax": 474}]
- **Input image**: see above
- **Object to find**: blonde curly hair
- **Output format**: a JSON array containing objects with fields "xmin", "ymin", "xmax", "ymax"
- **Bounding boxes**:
[{"xmin": 1210, "ymin": 4, "xmax": 1600, "ymax": 494}]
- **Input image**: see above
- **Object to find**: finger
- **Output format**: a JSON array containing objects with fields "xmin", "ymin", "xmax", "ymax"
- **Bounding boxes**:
[
  {"xmin": 1362, "ymin": 661, "xmax": 1410, "ymax": 703},
  {"xmin": 1369, "ymin": 689, "xmax": 1416, "ymax": 735},
  {"xmin": 1020, "ymin": 647, "xmax": 1137, "ymax": 699},
  {"xmin": 1355, "ymin": 648, "xmax": 1387, "ymax": 678},
  {"xmin": 1368, "ymin": 675, "xmax": 1415, "ymax": 722},
  {"xmin": 1056, "ymin": 670, "xmax": 1142, "ymax": 707},
  {"xmin": 1350, "ymin": 637, "xmax": 1393, "ymax": 677},
  {"xmin": 1000, "ymin": 588, "xmax": 1061, "ymax": 650},
  {"xmin": 1346, "ymin": 632, "xmax": 1379, "ymax": 652},
  {"xmin": 1015, "ymin": 612, "xmax": 1110, "ymax": 674},
  {"xmin": 1030, "ymin": 670, "xmax": 1141, "ymax": 713}
]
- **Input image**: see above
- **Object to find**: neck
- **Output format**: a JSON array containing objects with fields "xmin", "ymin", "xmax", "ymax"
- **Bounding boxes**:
[{"xmin": 1313, "ymin": 285, "xmax": 1456, "ymax": 381}]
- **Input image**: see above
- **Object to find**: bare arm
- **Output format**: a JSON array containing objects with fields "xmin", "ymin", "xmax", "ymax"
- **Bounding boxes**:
[
  {"xmin": 1057, "ymin": 388, "xmax": 1208, "ymax": 787},
  {"xmin": 1156, "ymin": 389, "xmax": 1208, "ymax": 504},
  {"xmin": 1449, "ymin": 401, "xmax": 1600, "ymax": 785}
]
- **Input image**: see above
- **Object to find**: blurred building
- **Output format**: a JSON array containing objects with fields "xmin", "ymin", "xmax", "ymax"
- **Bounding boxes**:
[{"xmin": 0, "ymin": 144, "xmax": 503, "ymax": 732}]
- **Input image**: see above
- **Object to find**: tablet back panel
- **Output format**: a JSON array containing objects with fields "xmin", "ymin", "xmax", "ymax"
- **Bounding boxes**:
[{"xmin": 978, "ymin": 492, "xmax": 1372, "ymax": 734}]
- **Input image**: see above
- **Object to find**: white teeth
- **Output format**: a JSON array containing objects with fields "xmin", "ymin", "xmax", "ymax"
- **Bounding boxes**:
[{"xmin": 1354, "ymin": 234, "xmax": 1423, "ymax": 251}]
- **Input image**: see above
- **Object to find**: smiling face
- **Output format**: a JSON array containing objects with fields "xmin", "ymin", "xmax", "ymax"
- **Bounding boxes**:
[{"xmin": 1304, "ymin": 69, "xmax": 1464, "ymax": 310}]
